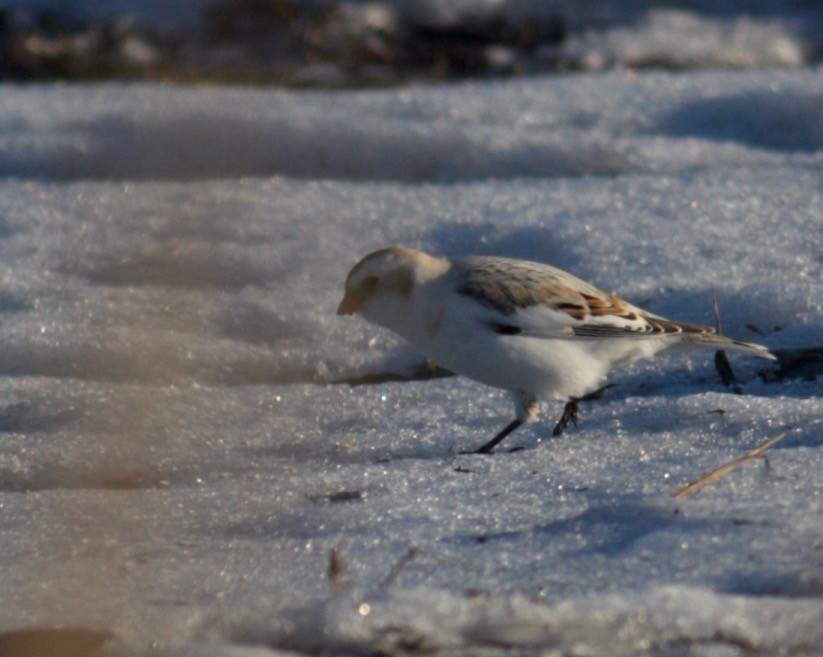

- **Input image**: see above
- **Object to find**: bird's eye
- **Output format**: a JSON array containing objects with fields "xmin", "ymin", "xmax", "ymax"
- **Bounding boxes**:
[{"xmin": 362, "ymin": 275, "xmax": 379, "ymax": 292}]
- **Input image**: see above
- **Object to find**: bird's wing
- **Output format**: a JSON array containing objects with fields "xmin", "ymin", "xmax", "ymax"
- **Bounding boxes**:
[{"xmin": 454, "ymin": 256, "xmax": 711, "ymax": 340}]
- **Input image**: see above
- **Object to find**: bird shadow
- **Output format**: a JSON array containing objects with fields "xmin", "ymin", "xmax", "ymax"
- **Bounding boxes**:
[{"xmin": 454, "ymin": 491, "xmax": 710, "ymax": 558}]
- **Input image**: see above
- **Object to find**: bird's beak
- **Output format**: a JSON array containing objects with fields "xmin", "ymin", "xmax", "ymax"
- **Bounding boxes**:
[{"xmin": 336, "ymin": 290, "xmax": 362, "ymax": 316}]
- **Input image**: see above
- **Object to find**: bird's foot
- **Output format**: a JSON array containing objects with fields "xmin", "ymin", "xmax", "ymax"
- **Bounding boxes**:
[
  {"xmin": 552, "ymin": 384, "xmax": 617, "ymax": 436},
  {"xmin": 577, "ymin": 383, "xmax": 618, "ymax": 402},
  {"xmin": 552, "ymin": 400, "xmax": 579, "ymax": 436}
]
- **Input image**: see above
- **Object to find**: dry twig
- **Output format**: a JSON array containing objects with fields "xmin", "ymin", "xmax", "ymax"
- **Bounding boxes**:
[
  {"xmin": 328, "ymin": 547, "xmax": 345, "ymax": 584},
  {"xmin": 711, "ymin": 287, "xmax": 742, "ymax": 393},
  {"xmin": 673, "ymin": 431, "xmax": 787, "ymax": 498},
  {"xmin": 380, "ymin": 547, "xmax": 420, "ymax": 588}
]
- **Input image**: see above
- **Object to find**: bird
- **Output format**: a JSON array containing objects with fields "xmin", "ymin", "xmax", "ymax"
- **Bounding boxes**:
[{"xmin": 337, "ymin": 246, "xmax": 776, "ymax": 453}]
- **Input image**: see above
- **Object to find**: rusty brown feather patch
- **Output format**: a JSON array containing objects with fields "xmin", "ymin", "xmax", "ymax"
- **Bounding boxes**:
[{"xmin": 580, "ymin": 292, "xmax": 632, "ymax": 316}]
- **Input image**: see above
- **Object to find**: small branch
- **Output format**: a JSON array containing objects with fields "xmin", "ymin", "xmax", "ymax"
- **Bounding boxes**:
[
  {"xmin": 306, "ymin": 489, "xmax": 365, "ymax": 503},
  {"xmin": 710, "ymin": 287, "xmax": 741, "ymax": 393},
  {"xmin": 380, "ymin": 547, "xmax": 420, "ymax": 589},
  {"xmin": 710, "ymin": 286, "xmax": 723, "ymax": 335},
  {"xmin": 328, "ymin": 547, "xmax": 345, "ymax": 585},
  {"xmin": 673, "ymin": 431, "xmax": 787, "ymax": 498}
]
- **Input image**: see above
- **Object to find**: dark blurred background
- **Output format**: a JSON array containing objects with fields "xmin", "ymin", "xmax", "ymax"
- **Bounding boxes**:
[{"xmin": 2, "ymin": 0, "xmax": 822, "ymax": 86}]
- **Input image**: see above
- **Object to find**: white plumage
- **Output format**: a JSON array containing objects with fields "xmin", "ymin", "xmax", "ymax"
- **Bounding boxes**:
[{"xmin": 337, "ymin": 246, "xmax": 775, "ymax": 453}]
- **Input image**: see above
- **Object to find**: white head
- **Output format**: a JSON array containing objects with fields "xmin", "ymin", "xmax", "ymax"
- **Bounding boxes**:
[{"xmin": 337, "ymin": 246, "xmax": 449, "ymax": 331}]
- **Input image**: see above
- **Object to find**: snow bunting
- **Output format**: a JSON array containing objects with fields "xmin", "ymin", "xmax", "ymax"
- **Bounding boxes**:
[{"xmin": 337, "ymin": 247, "xmax": 775, "ymax": 453}]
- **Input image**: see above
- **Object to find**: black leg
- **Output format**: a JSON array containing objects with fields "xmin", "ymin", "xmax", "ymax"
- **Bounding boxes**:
[
  {"xmin": 577, "ymin": 383, "xmax": 617, "ymax": 402},
  {"xmin": 552, "ymin": 400, "xmax": 579, "ymax": 436},
  {"xmin": 552, "ymin": 384, "xmax": 617, "ymax": 436},
  {"xmin": 473, "ymin": 418, "xmax": 524, "ymax": 454}
]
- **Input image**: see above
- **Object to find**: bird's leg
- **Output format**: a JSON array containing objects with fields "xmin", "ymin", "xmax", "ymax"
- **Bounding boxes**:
[
  {"xmin": 552, "ymin": 384, "xmax": 617, "ymax": 436},
  {"xmin": 469, "ymin": 392, "xmax": 537, "ymax": 454},
  {"xmin": 474, "ymin": 419, "xmax": 524, "ymax": 454},
  {"xmin": 552, "ymin": 400, "xmax": 579, "ymax": 436}
]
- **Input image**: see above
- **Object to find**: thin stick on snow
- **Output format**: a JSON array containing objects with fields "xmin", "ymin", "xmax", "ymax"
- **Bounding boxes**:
[
  {"xmin": 711, "ymin": 286, "xmax": 724, "ymax": 335},
  {"xmin": 380, "ymin": 547, "xmax": 419, "ymax": 589},
  {"xmin": 673, "ymin": 431, "xmax": 787, "ymax": 498}
]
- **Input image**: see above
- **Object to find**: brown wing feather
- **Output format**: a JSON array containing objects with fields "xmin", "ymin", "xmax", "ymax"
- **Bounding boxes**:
[
  {"xmin": 456, "ymin": 256, "xmax": 717, "ymax": 339},
  {"xmin": 453, "ymin": 256, "xmax": 773, "ymax": 357}
]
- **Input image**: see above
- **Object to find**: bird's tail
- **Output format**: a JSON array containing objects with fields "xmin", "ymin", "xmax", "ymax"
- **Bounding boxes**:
[
  {"xmin": 681, "ymin": 329, "xmax": 776, "ymax": 360},
  {"xmin": 648, "ymin": 315, "xmax": 776, "ymax": 360}
]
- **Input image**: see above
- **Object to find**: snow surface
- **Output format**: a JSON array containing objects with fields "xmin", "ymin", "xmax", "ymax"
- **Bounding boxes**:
[{"xmin": 0, "ymin": 67, "xmax": 821, "ymax": 656}]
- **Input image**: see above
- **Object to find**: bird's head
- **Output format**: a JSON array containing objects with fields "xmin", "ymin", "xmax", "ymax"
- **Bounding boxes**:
[{"xmin": 337, "ymin": 247, "xmax": 449, "ymax": 326}]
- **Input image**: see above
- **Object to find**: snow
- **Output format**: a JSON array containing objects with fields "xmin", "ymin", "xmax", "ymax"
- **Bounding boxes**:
[
  {"xmin": 0, "ymin": 56, "xmax": 821, "ymax": 657},
  {"xmin": 546, "ymin": 8, "xmax": 808, "ymax": 70}
]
